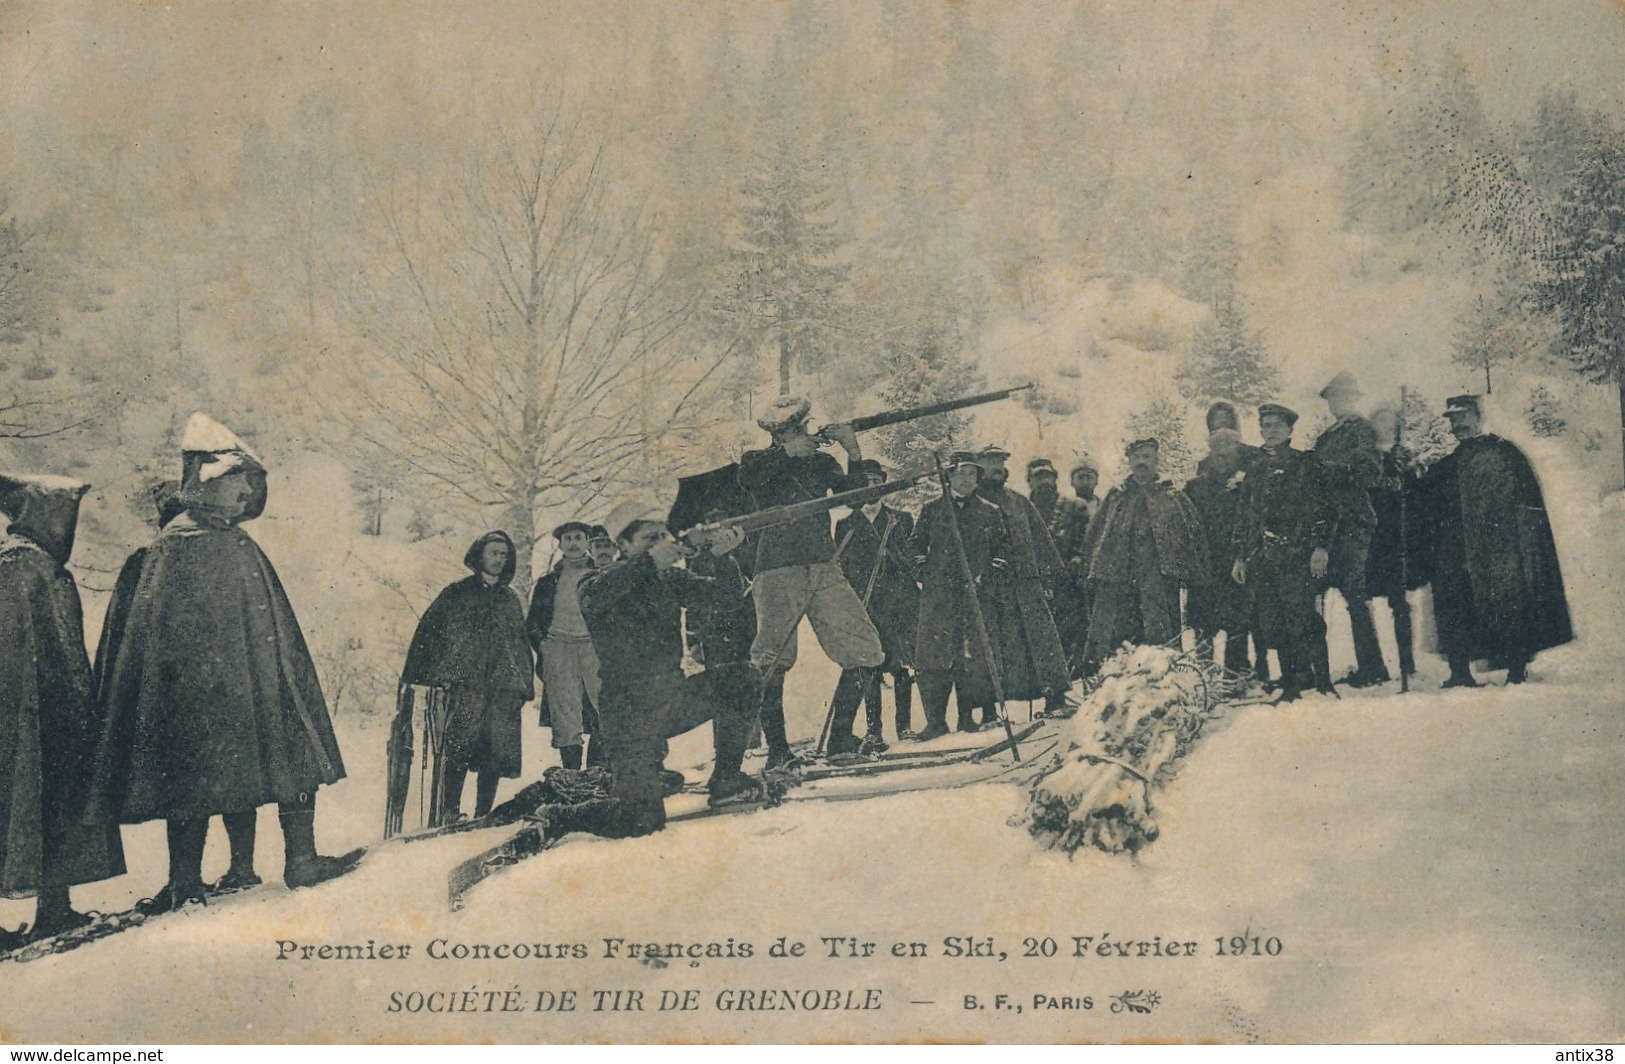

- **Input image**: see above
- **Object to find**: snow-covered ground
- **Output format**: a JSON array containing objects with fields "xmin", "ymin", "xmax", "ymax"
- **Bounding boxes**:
[{"xmin": 1, "ymin": 430, "xmax": 1620, "ymax": 1044}]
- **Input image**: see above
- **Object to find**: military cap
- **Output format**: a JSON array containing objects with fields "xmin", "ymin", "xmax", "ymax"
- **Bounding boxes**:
[
  {"xmin": 977, "ymin": 443, "xmax": 1012, "ymax": 460},
  {"xmin": 1444, "ymin": 394, "xmax": 1482, "ymax": 417},
  {"xmin": 1319, "ymin": 371, "xmax": 1363, "ymax": 399},
  {"xmin": 1125, "ymin": 437, "xmax": 1161, "ymax": 456},
  {"xmin": 1205, "ymin": 401, "xmax": 1240, "ymax": 432},
  {"xmin": 1070, "ymin": 454, "xmax": 1100, "ymax": 474},
  {"xmin": 757, "ymin": 395, "xmax": 813, "ymax": 433},
  {"xmin": 0, "ymin": 473, "xmax": 89, "ymax": 520},
  {"xmin": 552, "ymin": 520, "xmax": 593, "ymax": 540},
  {"xmin": 851, "ymin": 458, "xmax": 887, "ymax": 480},
  {"xmin": 1257, "ymin": 402, "xmax": 1299, "ymax": 426},
  {"xmin": 1026, "ymin": 457, "xmax": 1058, "ymax": 475},
  {"xmin": 947, "ymin": 450, "xmax": 984, "ymax": 470},
  {"xmin": 586, "ymin": 524, "xmax": 612, "ymax": 544}
]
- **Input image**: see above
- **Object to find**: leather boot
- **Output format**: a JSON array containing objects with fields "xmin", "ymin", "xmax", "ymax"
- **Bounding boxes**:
[
  {"xmin": 1344, "ymin": 597, "xmax": 1389, "ymax": 685},
  {"xmin": 914, "ymin": 671, "xmax": 951, "ymax": 741},
  {"xmin": 138, "ymin": 819, "xmax": 209, "ymax": 915},
  {"xmin": 30, "ymin": 886, "xmax": 91, "ymax": 940},
  {"xmin": 474, "ymin": 773, "xmax": 499, "ymax": 818},
  {"xmin": 759, "ymin": 671, "xmax": 800, "ymax": 770},
  {"xmin": 860, "ymin": 671, "xmax": 888, "ymax": 754},
  {"xmin": 212, "ymin": 810, "xmax": 263, "ymax": 892},
  {"xmin": 893, "ymin": 669, "xmax": 915, "ymax": 738},
  {"xmin": 280, "ymin": 800, "xmax": 363, "ymax": 890},
  {"xmin": 823, "ymin": 667, "xmax": 870, "ymax": 755},
  {"xmin": 559, "ymin": 744, "xmax": 584, "ymax": 771}
]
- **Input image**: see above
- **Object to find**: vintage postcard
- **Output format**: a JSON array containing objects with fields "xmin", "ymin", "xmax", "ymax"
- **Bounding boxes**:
[{"xmin": 0, "ymin": 0, "xmax": 1621, "ymax": 1045}]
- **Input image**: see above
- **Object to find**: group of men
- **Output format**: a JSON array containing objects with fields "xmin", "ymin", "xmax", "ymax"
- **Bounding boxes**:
[
  {"xmin": 0, "ymin": 375, "xmax": 1577, "ymax": 928},
  {"xmin": 1070, "ymin": 374, "xmax": 1572, "ymax": 701},
  {"xmin": 1, "ymin": 415, "xmax": 363, "ymax": 945}
]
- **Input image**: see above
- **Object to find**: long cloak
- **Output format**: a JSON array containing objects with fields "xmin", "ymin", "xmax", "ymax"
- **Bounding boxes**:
[
  {"xmin": 978, "ymin": 484, "xmax": 1070, "ymax": 700},
  {"xmin": 87, "ymin": 513, "xmax": 346, "ymax": 823},
  {"xmin": 0, "ymin": 534, "xmax": 125, "ymax": 894},
  {"xmin": 1422, "ymin": 434, "xmax": 1572, "ymax": 663},
  {"xmin": 402, "ymin": 533, "xmax": 534, "ymax": 777}
]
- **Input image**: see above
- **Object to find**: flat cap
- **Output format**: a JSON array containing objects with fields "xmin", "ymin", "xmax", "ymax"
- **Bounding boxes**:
[
  {"xmin": 947, "ymin": 450, "xmax": 984, "ymax": 469},
  {"xmin": 1069, "ymin": 454, "xmax": 1100, "ymax": 474},
  {"xmin": 552, "ymin": 520, "xmax": 593, "ymax": 539},
  {"xmin": 976, "ymin": 443, "xmax": 1012, "ymax": 460},
  {"xmin": 1125, "ymin": 437, "xmax": 1160, "ymax": 455},
  {"xmin": 1444, "ymin": 394, "xmax": 1482, "ymax": 417},
  {"xmin": 1026, "ymin": 457, "xmax": 1058, "ymax": 475},
  {"xmin": 1257, "ymin": 402, "xmax": 1299, "ymax": 426}
]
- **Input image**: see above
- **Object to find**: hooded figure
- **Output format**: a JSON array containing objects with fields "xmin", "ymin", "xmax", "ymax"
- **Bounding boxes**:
[
  {"xmin": 404, "ymin": 531, "xmax": 535, "ymax": 819},
  {"xmin": 0, "ymin": 474, "xmax": 126, "ymax": 944},
  {"xmin": 87, "ymin": 414, "xmax": 360, "ymax": 913}
]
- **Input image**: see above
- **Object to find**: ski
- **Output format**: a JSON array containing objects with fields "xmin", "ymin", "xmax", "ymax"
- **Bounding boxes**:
[{"xmin": 0, "ymin": 881, "xmax": 273, "ymax": 965}]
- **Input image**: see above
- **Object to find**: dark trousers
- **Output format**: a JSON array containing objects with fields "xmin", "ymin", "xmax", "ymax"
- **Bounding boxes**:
[
  {"xmin": 597, "ymin": 663, "xmax": 756, "ymax": 836},
  {"xmin": 1254, "ymin": 555, "xmax": 1328, "ymax": 695},
  {"xmin": 1377, "ymin": 590, "xmax": 1415, "ymax": 676},
  {"xmin": 917, "ymin": 668, "xmax": 994, "ymax": 732}
]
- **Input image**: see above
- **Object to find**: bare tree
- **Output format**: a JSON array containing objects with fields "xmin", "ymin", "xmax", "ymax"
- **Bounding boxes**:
[{"xmin": 342, "ymin": 100, "xmax": 733, "ymax": 586}]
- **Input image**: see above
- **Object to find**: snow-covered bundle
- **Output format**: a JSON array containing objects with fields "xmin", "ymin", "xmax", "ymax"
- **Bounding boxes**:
[{"xmin": 1015, "ymin": 645, "xmax": 1230, "ymax": 856}]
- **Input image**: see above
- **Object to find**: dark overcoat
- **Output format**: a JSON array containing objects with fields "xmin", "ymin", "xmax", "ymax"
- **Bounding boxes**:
[
  {"xmin": 0, "ymin": 534, "xmax": 126, "ymax": 895},
  {"xmin": 910, "ymin": 493, "xmax": 1007, "ymax": 677},
  {"xmin": 402, "ymin": 533, "xmax": 535, "ymax": 777},
  {"xmin": 1421, "ymin": 434, "xmax": 1571, "ymax": 662},
  {"xmin": 834, "ymin": 505, "xmax": 919, "ymax": 668},
  {"xmin": 88, "ymin": 512, "xmax": 347, "ymax": 823},
  {"xmin": 1231, "ymin": 445, "xmax": 1335, "ymax": 646},
  {"xmin": 977, "ymin": 484, "xmax": 1070, "ymax": 700},
  {"xmin": 1366, "ymin": 446, "xmax": 1431, "ymax": 598},
  {"xmin": 1183, "ymin": 451, "xmax": 1256, "ymax": 634}
]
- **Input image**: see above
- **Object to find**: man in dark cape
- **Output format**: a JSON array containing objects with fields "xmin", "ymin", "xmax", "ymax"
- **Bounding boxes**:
[
  {"xmin": 1081, "ymin": 439, "xmax": 1209, "ymax": 668},
  {"xmin": 1231, "ymin": 403, "xmax": 1338, "ymax": 701},
  {"xmin": 1183, "ymin": 404, "xmax": 1262, "ymax": 676},
  {"xmin": 88, "ymin": 414, "xmax": 360, "ymax": 911},
  {"xmin": 830, "ymin": 459, "xmax": 919, "ymax": 748},
  {"xmin": 0, "ymin": 474, "xmax": 126, "ymax": 944},
  {"xmin": 973, "ymin": 444, "xmax": 1070, "ymax": 717},
  {"xmin": 404, "ymin": 531, "xmax": 535, "ymax": 821},
  {"xmin": 910, "ymin": 453, "xmax": 1010, "ymax": 740},
  {"xmin": 1421, "ymin": 395, "xmax": 1571, "ymax": 686}
]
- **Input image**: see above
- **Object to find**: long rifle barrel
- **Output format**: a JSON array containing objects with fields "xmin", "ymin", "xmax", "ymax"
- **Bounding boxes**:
[
  {"xmin": 817, "ymin": 384, "xmax": 1036, "ymax": 439},
  {"xmin": 678, "ymin": 469, "xmax": 931, "ymax": 547}
]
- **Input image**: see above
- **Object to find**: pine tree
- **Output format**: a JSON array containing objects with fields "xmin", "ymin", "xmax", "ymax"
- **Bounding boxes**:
[
  {"xmin": 874, "ymin": 318, "xmax": 982, "ymax": 475},
  {"xmin": 715, "ymin": 116, "xmax": 853, "ymax": 396},
  {"xmin": 1397, "ymin": 389, "xmax": 1457, "ymax": 470},
  {"xmin": 1525, "ymin": 384, "xmax": 1567, "ymax": 438},
  {"xmin": 1532, "ymin": 120, "xmax": 1625, "ymax": 481},
  {"xmin": 1450, "ymin": 274, "xmax": 1546, "ymax": 396},
  {"xmin": 1176, "ymin": 303, "xmax": 1281, "ymax": 410}
]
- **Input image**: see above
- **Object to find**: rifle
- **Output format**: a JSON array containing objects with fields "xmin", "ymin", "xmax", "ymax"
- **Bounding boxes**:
[
  {"xmin": 808, "ymin": 384, "xmax": 1036, "ymax": 446},
  {"xmin": 678, "ymin": 470, "xmax": 931, "ymax": 553},
  {"xmin": 1397, "ymin": 385, "xmax": 1410, "ymax": 694}
]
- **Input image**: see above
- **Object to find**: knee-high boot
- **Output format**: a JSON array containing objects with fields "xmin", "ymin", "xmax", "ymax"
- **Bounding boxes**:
[{"xmin": 279, "ymin": 796, "xmax": 364, "ymax": 890}]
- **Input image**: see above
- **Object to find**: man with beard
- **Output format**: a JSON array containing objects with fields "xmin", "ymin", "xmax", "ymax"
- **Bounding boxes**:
[
  {"xmin": 526, "ymin": 521, "xmax": 602, "ymax": 771},
  {"xmin": 1231, "ymin": 404, "xmax": 1337, "ymax": 701},
  {"xmin": 910, "ymin": 453, "xmax": 1010, "ymax": 740},
  {"xmin": 1183, "ymin": 403, "xmax": 1263, "ymax": 676},
  {"xmin": 88, "ymin": 415, "xmax": 361, "ymax": 912},
  {"xmin": 737, "ymin": 396, "xmax": 885, "ymax": 764},
  {"xmin": 1026, "ymin": 458, "xmax": 1065, "ymax": 532},
  {"xmin": 1420, "ymin": 395, "xmax": 1571, "ymax": 687},
  {"xmin": 0, "ymin": 474, "xmax": 126, "ymax": 945},
  {"xmin": 1312, "ymin": 372, "xmax": 1387, "ymax": 687},
  {"xmin": 579, "ymin": 515, "xmax": 757, "ymax": 828},
  {"xmin": 403, "ymin": 531, "xmax": 535, "ymax": 822},
  {"xmin": 832, "ymin": 459, "xmax": 919, "ymax": 748},
  {"xmin": 1366, "ymin": 404, "xmax": 1430, "ymax": 683},
  {"xmin": 974, "ymin": 444, "xmax": 1070, "ymax": 719},
  {"xmin": 1080, "ymin": 439, "xmax": 1208, "ymax": 668}
]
